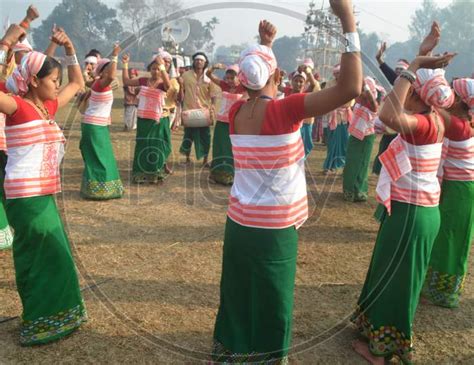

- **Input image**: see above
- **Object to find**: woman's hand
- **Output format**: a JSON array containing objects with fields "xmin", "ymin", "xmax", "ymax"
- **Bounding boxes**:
[
  {"xmin": 259, "ymin": 20, "xmax": 277, "ymax": 47},
  {"xmin": 1, "ymin": 24, "xmax": 26, "ymax": 47},
  {"xmin": 122, "ymin": 53, "xmax": 130, "ymax": 64},
  {"xmin": 112, "ymin": 43, "xmax": 121, "ymax": 57},
  {"xmin": 376, "ymin": 42, "xmax": 387, "ymax": 65},
  {"xmin": 418, "ymin": 21, "xmax": 441, "ymax": 56},
  {"xmin": 410, "ymin": 53, "xmax": 457, "ymax": 71}
]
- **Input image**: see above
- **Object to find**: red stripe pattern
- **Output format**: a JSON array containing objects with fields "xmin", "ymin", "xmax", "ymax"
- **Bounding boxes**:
[
  {"xmin": 137, "ymin": 86, "xmax": 165, "ymax": 122},
  {"xmin": 442, "ymin": 138, "xmax": 474, "ymax": 181},
  {"xmin": 0, "ymin": 113, "xmax": 7, "ymax": 151},
  {"xmin": 376, "ymin": 136, "xmax": 442, "ymax": 214},
  {"xmin": 5, "ymin": 119, "xmax": 65, "ymax": 148},
  {"xmin": 83, "ymin": 90, "xmax": 114, "ymax": 126},
  {"xmin": 348, "ymin": 103, "xmax": 376, "ymax": 140},
  {"xmin": 228, "ymin": 131, "xmax": 308, "ymax": 229},
  {"xmin": 5, "ymin": 120, "xmax": 64, "ymax": 199},
  {"xmin": 217, "ymin": 92, "xmax": 243, "ymax": 123},
  {"xmin": 329, "ymin": 106, "xmax": 352, "ymax": 130}
]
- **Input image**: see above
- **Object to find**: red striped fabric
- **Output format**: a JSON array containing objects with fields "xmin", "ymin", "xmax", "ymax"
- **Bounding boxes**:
[
  {"xmin": 137, "ymin": 86, "xmax": 165, "ymax": 122},
  {"xmin": 6, "ymin": 120, "xmax": 64, "ymax": 148},
  {"xmin": 228, "ymin": 195, "xmax": 308, "ymax": 229}
]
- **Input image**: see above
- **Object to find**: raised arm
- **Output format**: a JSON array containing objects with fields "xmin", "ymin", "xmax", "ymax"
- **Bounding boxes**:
[
  {"xmin": 206, "ymin": 64, "xmax": 225, "ymax": 86},
  {"xmin": 44, "ymin": 25, "xmax": 61, "ymax": 57},
  {"xmin": 418, "ymin": 21, "xmax": 441, "ymax": 56},
  {"xmin": 155, "ymin": 56, "xmax": 171, "ymax": 91},
  {"xmin": 56, "ymin": 30, "xmax": 85, "ymax": 108},
  {"xmin": 97, "ymin": 43, "xmax": 120, "ymax": 89},
  {"xmin": 379, "ymin": 54, "xmax": 455, "ymax": 134},
  {"xmin": 0, "ymin": 24, "xmax": 27, "ymax": 114},
  {"xmin": 122, "ymin": 53, "xmax": 141, "ymax": 87},
  {"xmin": 302, "ymin": 0, "xmax": 362, "ymax": 118}
]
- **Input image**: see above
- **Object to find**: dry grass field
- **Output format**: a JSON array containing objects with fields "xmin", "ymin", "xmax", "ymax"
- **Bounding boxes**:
[{"xmin": 0, "ymin": 88, "xmax": 473, "ymax": 364}]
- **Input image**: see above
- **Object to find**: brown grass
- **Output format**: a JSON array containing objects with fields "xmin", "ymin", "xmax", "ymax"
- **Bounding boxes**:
[{"xmin": 0, "ymin": 90, "xmax": 473, "ymax": 364}]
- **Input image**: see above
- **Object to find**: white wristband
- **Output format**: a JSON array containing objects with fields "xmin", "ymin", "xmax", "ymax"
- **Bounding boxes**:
[
  {"xmin": 65, "ymin": 54, "xmax": 79, "ymax": 66},
  {"xmin": 343, "ymin": 32, "xmax": 361, "ymax": 53}
]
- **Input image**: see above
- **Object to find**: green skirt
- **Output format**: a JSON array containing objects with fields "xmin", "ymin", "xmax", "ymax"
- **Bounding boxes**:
[
  {"xmin": 213, "ymin": 217, "xmax": 298, "ymax": 363},
  {"xmin": 351, "ymin": 201, "xmax": 440, "ymax": 364},
  {"xmin": 210, "ymin": 121, "xmax": 234, "ymax": 185},
  {"xmin": 6, "ymin": 195, "xmax": 87, "ymax": 346},
  {"xmin": 343, "ymin": 134, "xmax": 376, "ymax": 202},
  {"xmin": 323, "ymin": 123, "xmax": 349, "ymax": 171},
  {"xmin": 422, "ymin": 180, "xmax": 474, "ymax": 308},
  {"xmin": 179, "ymin": 126, "xmax": 211, "ymax": 161},
  {"xmin": 0, "ymin": 151, "xmax": 13, "ymax": 250},
  {"xmin": 132, "ymin": 117, "xmax": 171, "ymax": 183},
  {"xmin": 372, "ymin": 134, "xmax": 397, "ymax": 175},
  {"xmin": 300, "ymin": 123, "xmax": 314, "ymax": 159},
  {"xmin": 80, "ymin": 123, "xmax": 124, "ymax": 199}
]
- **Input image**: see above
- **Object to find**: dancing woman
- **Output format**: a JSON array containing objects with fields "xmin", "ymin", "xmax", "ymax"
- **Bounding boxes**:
[
  {"xmin": 343, "ymin": 76, "xmax": 379, "ymax": 202},
  {"xmin": 207, "ymin": 63, "xmax": 246, "ymax": 185},
  {"xmin": 122, "ymin": 52, "xmax": 172, "ymax": 183},
  {"xmin": 351, "ymin": 54, "xmax": 456, "ymax": 364},
  {"xmin": 423, "ymin": 78, "xmax": 474, "ymax": 308},
  {"xmin": 0, "ymin": 26, "xmax": 87, "ymax": 345},
  {"xmin": 212, "ymin": 1, "xmax": 362, "ymax": 361},
  {"xmin": 80, "ymin": 44, "xmax": 124, "ymax": 199}
]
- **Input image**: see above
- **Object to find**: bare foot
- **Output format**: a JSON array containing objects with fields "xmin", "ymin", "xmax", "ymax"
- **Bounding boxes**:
[
  {"xmin": 164, "ymin": 164, "xmax": 173, "ymax": 175},
  {"xmin": 352, "ymin": 340, "xmax": 385, "ymax": 365}
]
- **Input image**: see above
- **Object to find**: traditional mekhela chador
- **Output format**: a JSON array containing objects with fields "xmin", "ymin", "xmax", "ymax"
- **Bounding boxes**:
[
  {"xmin": 212, "ymin": 43, "xmax": 308, "ymax": 364},
  {"xmin": 80, "ymin": 57, "xmax": 124, "ymax": 199},
  {"xmin": 352, "ymin": 67, "xmax": 455, "ymax": 364},
  {"xmin": 2, "ymin": 49, "xmax": 87, "ymax": 346},
  {"xmin": 343, "ymin": 76, "xmax": 379, "ymax": 202},
  {"xmin": 423, "ymin": 78, "xmax": 474, "ymax": 308}
]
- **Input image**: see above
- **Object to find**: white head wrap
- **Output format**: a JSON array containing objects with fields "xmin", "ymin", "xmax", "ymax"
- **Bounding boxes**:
[
  {"xmin": 238, "ymin": 45, "xmax": 277, "ymax": 91},
  {"xmin": 12, "ymin": 38, "xmax": 33, "ymax": 53},
  {"xmin": 84, "ymin": 56, "xmax": 98, "ymax": 65}
]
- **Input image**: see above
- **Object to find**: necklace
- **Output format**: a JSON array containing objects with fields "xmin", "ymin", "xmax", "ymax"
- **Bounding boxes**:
[{"xmin": 24, "ymin": 98, "xmax": 51, "ymax": 120}]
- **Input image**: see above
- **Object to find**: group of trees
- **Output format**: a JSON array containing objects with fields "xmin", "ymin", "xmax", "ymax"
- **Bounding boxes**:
[
  {"xmin": 32, "ymin": 0, "xmax": 219, "ymax": 61},
  {"xmin": 384, "ymin": 0, "xmax": 473, "ymax": 79},
  {"xmin": 31, "ymin": 0, "xmax": 472, "ymax": 79}
]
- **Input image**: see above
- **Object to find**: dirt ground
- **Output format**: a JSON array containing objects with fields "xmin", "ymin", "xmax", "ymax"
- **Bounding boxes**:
[{"xmin": 0, "ymin": 91, "xmax": 473, "ymax": 364}]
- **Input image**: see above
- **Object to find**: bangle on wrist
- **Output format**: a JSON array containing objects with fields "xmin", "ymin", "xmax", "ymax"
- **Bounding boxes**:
[
  {"xmin": 20, "ymin": 20, "xmax": 30, "ymax": 30},
  {"xmin": 111, "ymin": 56, "xmax": 118, "ymax": 63},
  {"xmin": 343, "ymin": 32, "xmax": 361, "ymax": 53},
  {"xmin": 64, "ymin": 54, "xmax": 79, "ymax": 67},
  {"xmin": 123, "ymin": 62, "xmax": 129, "ymax": 68},
  {"xmin": 158, "ymin": 64, "xmax": 166, "ymax": 72},
  {"xmin": 399, "ymin": 70, "xmax": 417, "ymax": 84}
]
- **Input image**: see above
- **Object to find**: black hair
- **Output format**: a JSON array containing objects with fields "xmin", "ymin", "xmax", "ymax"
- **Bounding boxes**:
[
  {"xmin": 86, "ymin": 49, "xmax": 101, "ymax": 58},
  {"xmin": 192, "ymin": 52, "xmax": 209, "ymax": 69},
  {"xmin": 398, "ymin": 58, "xmax": 409, "ymax": 65},
  {"xmin": 97, "ymin": 62, "xmax": 111, "ymax": 75},
  {"xmin": 36, "ymin": 56, "xmax": 63, "ymax": 84},
  {"xmin": 147, "ymin": 60, "xmax": 157, "ymax": 72},
  {"xmin": 225, "ymin": 69, "xmax": 237, "ymax": 77}
]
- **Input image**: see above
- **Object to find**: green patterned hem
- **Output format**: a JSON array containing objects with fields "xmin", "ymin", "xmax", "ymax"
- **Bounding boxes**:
[
  {"xmin": 211, "ymin": 340, "xmax": 289, "ymax": 364},
  {"xmin": 81, "ymin": 179, "xmax": 124, "ymax": 200},
  {"xmin": 422, "ymin": 267, "xmax": 465, "ymax": 308},
  {"xmin": 351, "ymin": 308, "xmax": 413, "ymax": 365},
  {"xmin": 132, "ymin": 172, "xmax": 166, "ymax": 184},
  {"xmin": 209, "ymin": 170, "xmax": 234, "ymax": 186},
  {"xmin": 20, "ymin": 303, "xmax": 87, "ymax": 346},
  {"xmin": 0, "ymin": 225, "xmax": 13, "ymax": 250},
  {"xmin": 343, "ymin": 190, "xmax": 368, "ymax": 202}
]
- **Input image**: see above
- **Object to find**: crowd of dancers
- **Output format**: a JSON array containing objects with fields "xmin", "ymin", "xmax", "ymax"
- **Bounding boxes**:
[{"xmin": 0, "ymin": 1, "xmax": 472, "ymax": 364}]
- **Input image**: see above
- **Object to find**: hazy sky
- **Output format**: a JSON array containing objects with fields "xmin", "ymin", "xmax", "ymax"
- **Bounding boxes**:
[{"xmin": 1, "ymin": 0, "xmax": 452, "ymax": 47}]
